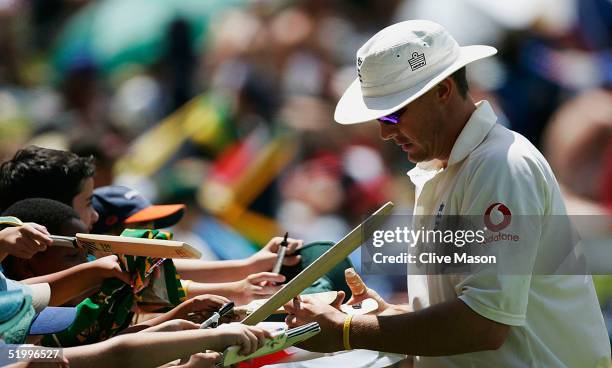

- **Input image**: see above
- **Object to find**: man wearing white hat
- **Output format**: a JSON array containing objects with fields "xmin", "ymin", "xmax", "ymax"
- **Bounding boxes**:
[{"xmin": 285, "ymin": 20, "xmax": 611, "ymax": 367}]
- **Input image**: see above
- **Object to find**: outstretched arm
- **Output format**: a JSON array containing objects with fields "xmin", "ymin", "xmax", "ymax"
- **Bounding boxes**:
[
  {"xmin": 64, "ymin": 324, "xmax": 271, "ymax": 368},
  {"xmin": 174, "ymin": 236, "xmax": 302, "ymax": 282},
  {"xmin": 21, "ymin": 255, "xmax": 130, "ymax": 306},
  {"xmin": 182, "ymin": 271, "xmax": 286, "ymax": 305},
  {"xmin": 350, "ymin": 299, "xmax": 509, "ymax": 355},
  {"xmin": 285, "ymin": 296, "xmax": 509, "ymax": 355}
]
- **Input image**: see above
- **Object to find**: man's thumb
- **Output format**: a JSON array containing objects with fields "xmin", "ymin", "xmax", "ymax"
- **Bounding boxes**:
[{"xmin": 332, "ymin": 290, "xmax": 345, "ymax": 309}]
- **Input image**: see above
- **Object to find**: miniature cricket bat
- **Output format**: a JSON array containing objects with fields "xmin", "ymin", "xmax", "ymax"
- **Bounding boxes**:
[
  {"xmin": 51, "ymin": 233, "xmax": 201, "ymax": 259},
  {"xmin": 219, "ymin": 322, "xmax": 321, "ymax": 366}
]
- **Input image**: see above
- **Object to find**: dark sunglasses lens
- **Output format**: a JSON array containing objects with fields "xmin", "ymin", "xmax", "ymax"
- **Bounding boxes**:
[{"xmin": 378, "ymin": 115, "xmax": 399, "ymax": 125}]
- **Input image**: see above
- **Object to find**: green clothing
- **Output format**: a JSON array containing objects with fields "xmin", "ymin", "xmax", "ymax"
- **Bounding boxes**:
[{"xmin": 43, "ymin": 229, "xmax": 186, "ymax": 347}]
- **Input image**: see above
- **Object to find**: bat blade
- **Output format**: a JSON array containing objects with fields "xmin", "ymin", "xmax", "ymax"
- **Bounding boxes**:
[
  {"xmin": 73, "ymin": 233, "xmax": 201, "ymax": 259},
  {"xmin": 241, "ymin": 201, "xmax": 394, "ymax": 325}
]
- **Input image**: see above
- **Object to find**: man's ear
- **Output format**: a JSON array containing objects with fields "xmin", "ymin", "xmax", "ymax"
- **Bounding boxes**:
[{"xmin": 435, "ymin": 78, "xmax": 453, "ymax": 104}]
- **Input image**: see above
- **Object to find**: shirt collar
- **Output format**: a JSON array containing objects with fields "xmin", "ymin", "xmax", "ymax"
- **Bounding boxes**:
[{"xmin": 407, "ymin": 100, "xmax": 497, "ymax": 181}]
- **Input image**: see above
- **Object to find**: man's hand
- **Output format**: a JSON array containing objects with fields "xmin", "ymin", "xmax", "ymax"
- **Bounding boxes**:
[
  {"xmin": 169, "ymin": 294, "xmax": 230, "ymax": 323},
  {"xmin": 247, "ymin": 236, "xmax": 303, "ymax": 273},
  {"xmin": 0, "ymin": 223, "xmax": 52, "ymax": 259},
  {"xmin": 230, "ymin": 272, "xmax": 286, "ymax": 305},
  {"xmin": 85, "ymin": 255, "xmax": 132, "ymax": 285},
  {"xmin": 284, "ymin": 291, "xmax": 347, "ymax": 353},
  {"xmin": 208, "ymin": 323, "xmax": 272, "ymax": 356},
  {"xmin": 346, "ymin": 287, "xmax": 403, "ymax": 316}
]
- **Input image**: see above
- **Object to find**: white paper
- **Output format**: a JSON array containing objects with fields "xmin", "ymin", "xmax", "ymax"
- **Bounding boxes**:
[{"xmin": 264, "ymin": 348, "xmax": 406, "ymax": 368}]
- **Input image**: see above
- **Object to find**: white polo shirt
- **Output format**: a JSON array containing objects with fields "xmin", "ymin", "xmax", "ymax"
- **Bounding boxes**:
[{"xmin": 407, "ymin": 101, "xmax": 611, "ymax": 367}]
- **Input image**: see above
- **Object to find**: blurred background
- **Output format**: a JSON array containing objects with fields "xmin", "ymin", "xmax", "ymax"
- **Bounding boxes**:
[{"xmin": 0, "ymin": 0, "xmax": 611, "ymax": 341}]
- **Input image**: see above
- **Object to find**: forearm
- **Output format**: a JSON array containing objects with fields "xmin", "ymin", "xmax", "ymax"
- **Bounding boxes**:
[
  {"xmin": 64, "ymin": 330, "xmax": 218, "ymax": 368},
  {"xmin": 350, "ymin": 299, "xmax": 508, "ymax": 356},
  {"xmin": 174, "ymin": 259, "xmax": 254, "ymax": 282},
  {"xmin": 182, "ymin": 279, "xmax": 238, "ymax": 300},
  {"xmin": 22, "ymin": 263, "xmax": 100, "ymax": 306},
  {"xmin": 121, "ymin": 310, "xmax": 179, "ymax": 333}
]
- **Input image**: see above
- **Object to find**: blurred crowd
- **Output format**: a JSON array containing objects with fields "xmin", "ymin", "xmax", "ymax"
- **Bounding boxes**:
[{"xmin": 0, "ymin": 0, "xmax": 611, "ymax": 337}]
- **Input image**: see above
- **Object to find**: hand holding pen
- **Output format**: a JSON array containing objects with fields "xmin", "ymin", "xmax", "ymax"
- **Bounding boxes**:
[
  {"xmin": 248, "ymin": 234, "xmax": 303, "ymax": 274},
  {"xmin": 200, "ymin": 301, "xmax": 235, "ymax": 329},
  {"xmin": 178, "ymin": 301, "xmax": 236, "ymax": 364}
]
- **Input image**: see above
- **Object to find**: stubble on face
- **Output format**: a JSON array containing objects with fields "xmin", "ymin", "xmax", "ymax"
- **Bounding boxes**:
[{"xmin": 382, "ymin": 91, "xmax": 445, "ymax": 164}]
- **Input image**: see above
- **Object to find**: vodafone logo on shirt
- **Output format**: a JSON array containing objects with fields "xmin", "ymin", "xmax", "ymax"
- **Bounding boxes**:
[{"xmin": 484, "ymin": 202, "xmax": 511, "ymax": 232}]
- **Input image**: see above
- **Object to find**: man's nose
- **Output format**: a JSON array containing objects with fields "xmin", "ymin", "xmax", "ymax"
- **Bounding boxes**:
[{"xmin": 379, "ymin": 123, "xmax": 397, "ymax": 141}]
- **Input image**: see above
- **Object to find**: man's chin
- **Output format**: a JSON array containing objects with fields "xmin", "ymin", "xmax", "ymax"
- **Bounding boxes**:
[{"xmin": 406, "ymin": 152, "xmax": 426, "ymax": 164}]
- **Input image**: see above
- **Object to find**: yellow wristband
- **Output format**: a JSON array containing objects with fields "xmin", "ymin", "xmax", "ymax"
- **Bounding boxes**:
[{"xmin": 343, "ymin": 315, "xmax": 353, "ymax": 350}]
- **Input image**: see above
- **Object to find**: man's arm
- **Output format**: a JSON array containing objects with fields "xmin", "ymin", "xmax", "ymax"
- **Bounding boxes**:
[
  {"xmin": 285, "ymin": 296, "xmax": 509, "ymax": 355},
  {"xmin": 351, "ymin": 299, "xmax": 509, "ymax": 355}
]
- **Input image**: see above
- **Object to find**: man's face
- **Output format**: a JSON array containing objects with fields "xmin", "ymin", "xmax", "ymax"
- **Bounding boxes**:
[
  {"xmin": 378, "ymin": 89, "xmax": 445, "ymax": 163},
  {"xmin": 72, "ymin": 177, "xmax": 99, "ymax": 231}
]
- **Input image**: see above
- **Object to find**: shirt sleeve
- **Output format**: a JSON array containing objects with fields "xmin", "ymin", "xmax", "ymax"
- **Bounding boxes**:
[{"xmin": 454, "ymin": 147, "xmax": 548, "ymax": 326}]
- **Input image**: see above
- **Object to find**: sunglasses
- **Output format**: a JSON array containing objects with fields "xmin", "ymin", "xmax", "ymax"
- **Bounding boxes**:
[{"xmin": 377, "ymin": 107, "xmax": 406, "ymax": 125}]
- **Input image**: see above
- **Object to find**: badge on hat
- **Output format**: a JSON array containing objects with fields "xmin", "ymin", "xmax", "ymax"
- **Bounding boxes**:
[{"xmin": 408, "ymin": 52, "xmax": 426, "ymax": 71}]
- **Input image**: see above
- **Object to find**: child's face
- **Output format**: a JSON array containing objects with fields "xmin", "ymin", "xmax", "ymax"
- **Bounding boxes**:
[
  {"xmin": 28, "ymin": 247, "xmax": 88, "ymax": 275},
  {"xmin": 72, "ymin": 177, "xmax": 99, "ymax": 232},
  {"xmin": 27, "ymin": 217, "xmax": 89, "ymax": 276}
]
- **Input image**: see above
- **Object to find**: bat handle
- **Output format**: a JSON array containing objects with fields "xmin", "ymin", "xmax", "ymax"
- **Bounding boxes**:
[{"xmin": 50, "ymin": 235, "xmax": 77, "ymax": 248}]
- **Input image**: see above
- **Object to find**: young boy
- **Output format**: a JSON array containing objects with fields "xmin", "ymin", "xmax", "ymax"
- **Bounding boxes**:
[
  {"xmin": 0, "ymin": 146, "xmax": 99, "ymax": 231},
  {"xmin": 0, "ymin": 147, "xmax": 299, "ymax": 304},
  {"xmin": 1, "ymin": 198, "xmax": 233, "ymax": 331}
]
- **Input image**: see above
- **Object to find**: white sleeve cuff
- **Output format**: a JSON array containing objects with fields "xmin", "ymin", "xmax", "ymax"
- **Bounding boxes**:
[{"xmin": 458, "ymin": 294, "xmax": 526, "ymax": 326}]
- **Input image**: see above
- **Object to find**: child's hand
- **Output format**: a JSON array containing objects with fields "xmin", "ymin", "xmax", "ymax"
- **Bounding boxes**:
[
  {"xmin": 209, "ymin": 323, "xmax": 272, "ymax": 356},
  {"xmin": 171, "ymin": 294, "xmax": 230, "ymax": 323},
  {"xmin": 177, "ymin": 351, "xmax": 222, "ymax": 367},
  {"xmin": 247, "ymin": 236, "xmax": 303, "ymax": 273},
  {"xmin": 86, "ymin": 255, "xmax": 132, "ymax": 284},
  {"xmin": 0, "ymin": 223, "xmax": 52, "ymax": 259},
  {"xmin": 232, "ymin": 272, "xmax": 286, "ymax": 305}
]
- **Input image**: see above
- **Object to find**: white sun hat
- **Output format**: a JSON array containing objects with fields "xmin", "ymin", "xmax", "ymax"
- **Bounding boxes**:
[{"xmin": 334, "ymin": 20, "xmax": 497, "ymax": 125}]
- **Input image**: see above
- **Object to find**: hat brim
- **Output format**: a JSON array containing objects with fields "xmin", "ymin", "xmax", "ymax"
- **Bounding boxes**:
[
  {"xmin": 125, "ymin": 204, "xmax": 186, "ymax": 229},
  {"xmin": 29, "ymin": 307, "xmax": 77, "ymax": 335},
  {"xmin": 334, "ymin": 45, "xmax": 497, "ymax": 125}
]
